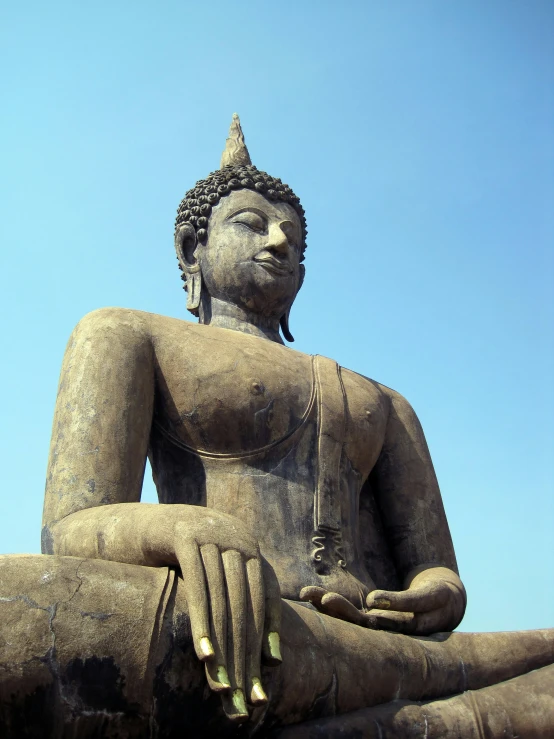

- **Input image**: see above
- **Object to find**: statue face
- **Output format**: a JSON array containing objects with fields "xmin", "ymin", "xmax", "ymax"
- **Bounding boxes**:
[{"xmin": 198, "ymin": 189, "xmax": 304, "ymax": 318}]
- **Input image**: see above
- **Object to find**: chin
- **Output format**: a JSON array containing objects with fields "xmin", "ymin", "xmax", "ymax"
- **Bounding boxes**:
[
  {"xmin": 250, "ymin": 285, "xmax": 295, "ymax": 313},
  {"xmin": 239, "ymin": 292, "xmax": 291, "ymax": 318}
]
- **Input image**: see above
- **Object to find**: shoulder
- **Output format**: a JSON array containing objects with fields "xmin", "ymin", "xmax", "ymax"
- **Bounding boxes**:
[
  {"xmin": 375, "ymin": 382, "xmax": 416, "ymax": 417},
  {"xmin": 340, "ymin": 365, "xmax": 419, "ymax": 423},
  {"xmin": 74, "ymin": 306, "xmax": 150, "ymax": 334},
  {"xmin": 71, "ymin": 308, "xmax": 196, "ymax": 347},
  {"xmin": 341, "ymin": 368, "xmax": 429, "ymax": 458},
  {"xmin": 372, "ymin": 381, "xmax": 425, "ymax": 438}
]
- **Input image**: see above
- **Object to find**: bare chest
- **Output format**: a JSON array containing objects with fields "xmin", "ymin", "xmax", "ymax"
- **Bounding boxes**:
[{"xmin": 152, "ymin": 325, "xmax": 388, "ymax": 473}]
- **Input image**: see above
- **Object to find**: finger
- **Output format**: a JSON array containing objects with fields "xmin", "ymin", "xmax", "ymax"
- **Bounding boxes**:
[
  {"xmin": 318, "ymin": 592, "xmax": 368, "ymax": 626},
  {"xmin": 175, "ymin": 538, "xmax": 213, "ymax": 662},
  {"xmin": 245, "ymin": 557, "xmax": 268, "ymax": 706},
  {"xmin": 200, "ymin": 543, "xmax": 231, "ymax": 692},
  {"xmin": 364, "ymin": 608, "xmax": 417, "ymax": 633},
  {"xmin": 366, "ymin": 583, "xmax": 450, "ymax": 614},
  {"xmin": 262, "ymin": 558, "xmax": 282, "ymax": 666},
  {"xmin": 313, "ymin": 593, "xmax": 416, "ymax": 632},
  {"xmin": 299, "ymin": 585, "xmax": 328, "ymax": 609},
  {"xmin": 220, "ymin": 549, "xmax": 249, "ymax": 722}
]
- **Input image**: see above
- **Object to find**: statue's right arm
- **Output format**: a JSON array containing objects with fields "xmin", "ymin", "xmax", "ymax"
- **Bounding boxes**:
[
  {"xmin": 42, "ymin": 307, "xmax": 155, "ymax": 548},
  {"xmin": 41, "ymin": 308, "xmax": 279, "ymax": 720}
]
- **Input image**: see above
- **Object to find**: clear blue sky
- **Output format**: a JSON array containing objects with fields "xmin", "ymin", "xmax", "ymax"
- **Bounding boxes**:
[{"xmin": 1, "ymin": 1, "xmax": 552, "ymax": 632}]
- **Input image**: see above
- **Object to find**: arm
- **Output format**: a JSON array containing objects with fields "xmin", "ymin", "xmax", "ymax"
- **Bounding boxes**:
[
  {"xmin": 302, "ymin": 388, "xmax": 466, "ymax": 634},
  {"xmin": 371, "ymin": 387, "xmax": 459, "ymax": 579},
  {"xmin": 365, "ymin": 388, "xmax": 466, "ymax": 632},
  {"xmin": 42, "ymin": 308, "xmax": 280, "ymax": 719},
  {"xmin": 42, "ymin": 307, "xmax": 154, "ymax": 551}
]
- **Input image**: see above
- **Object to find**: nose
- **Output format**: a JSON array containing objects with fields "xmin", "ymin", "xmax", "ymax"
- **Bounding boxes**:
[{"xmin": 266, "ymin": 222, "xmax": 291, "ymax": 257}]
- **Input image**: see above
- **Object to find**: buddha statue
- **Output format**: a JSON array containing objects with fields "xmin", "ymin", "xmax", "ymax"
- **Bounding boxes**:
[{"xmin": 0, "ymin": 116, "xmax": 552, "ymax": 738}]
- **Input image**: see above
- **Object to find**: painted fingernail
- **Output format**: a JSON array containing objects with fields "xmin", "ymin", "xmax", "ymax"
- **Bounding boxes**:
[
  {"xmin": 268, "ymin": 631, "xmax": 282, "ymax": 662},
  {"xmin": 374, "ymin": 598, "xmax": 391, "ymax": 609},
  {"xmin": 232, "ymin": 689, "xmax": 249, "ymax": 717},
  {"xmin": 199, "ymin": 636, "xmax": 215, "ymax": 659},
  {"xmin": 251, "ymin": 677, "xmax": 268, "ymax": 704},
  {"xmin": 216, "ymin": 665, "xmax": 231, "ymax": 688}
]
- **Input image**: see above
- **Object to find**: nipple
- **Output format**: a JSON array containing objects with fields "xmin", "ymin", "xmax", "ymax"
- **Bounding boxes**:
[{"xmin": 250, "ymin": 380, "xmax": 265, "ymax": 396}]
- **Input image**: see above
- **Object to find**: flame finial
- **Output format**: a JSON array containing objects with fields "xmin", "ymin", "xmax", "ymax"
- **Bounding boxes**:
[{"xmin": 220, "ymin": 113, "xmax": 252, "ymax": 168}]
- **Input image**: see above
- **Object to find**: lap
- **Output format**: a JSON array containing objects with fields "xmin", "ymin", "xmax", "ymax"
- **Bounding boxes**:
[{"xmin": 1, "ymin": 554, "xmax": 552, "ymax": 737}]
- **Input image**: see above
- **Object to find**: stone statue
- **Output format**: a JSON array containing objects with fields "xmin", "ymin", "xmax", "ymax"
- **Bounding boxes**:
[{"xmin": 0, "ymin": 116, "xmax": 552, "ymax": 738}]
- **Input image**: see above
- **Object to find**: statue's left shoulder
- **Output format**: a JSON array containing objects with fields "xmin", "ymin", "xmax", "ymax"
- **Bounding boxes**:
[
  {"xmin": 339, "ymin": 365, "xmax": 392, "ymax": 422},
  {"xmin": 372, "ymin": 382, "xmax": 424, "ymax": 433},
  {"xmin": 339, "ymin": 367, "xmax": 427, "ymax": 437},
  {"xmin": 346, "ymin": 365, "xmax": 420, "ymax": 413}
]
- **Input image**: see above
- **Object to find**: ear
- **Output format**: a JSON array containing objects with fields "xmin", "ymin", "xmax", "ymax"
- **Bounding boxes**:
[
  {"xmin": 174, "ymin": 223, "xmax": 202, "ymax": 315},
  {"xmin": 280, "ymin": 264, "xmax": 306, "ymax": 343},
  {"xmin": 174, "ymin": 223, "xmax": 198, "ymax": 272}
]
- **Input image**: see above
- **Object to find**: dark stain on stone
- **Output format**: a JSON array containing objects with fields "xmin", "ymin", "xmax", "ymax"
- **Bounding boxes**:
[
  {"xmin": 41, "ymin": 525, "xmax": 54, "ymax": 555},
  {"xmin": 63, "ymin": 656, "xmax": 133, "ymax": 714},
  {"xmin": 0, "ymin": 683, "xmax": 58, "ymax": 739},
  {"xmin": 152, "ymin": 669, "xmax": 239, "ymax": 738}
]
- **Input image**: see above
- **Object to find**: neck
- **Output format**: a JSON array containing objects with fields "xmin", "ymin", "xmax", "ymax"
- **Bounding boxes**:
[{"xmin": 199, "ymin": 296, "xmax": 284, "ymax": 344}]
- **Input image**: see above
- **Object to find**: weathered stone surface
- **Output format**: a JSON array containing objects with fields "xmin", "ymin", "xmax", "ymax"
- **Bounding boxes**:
[
  {"xmin": 274, "ymin": 664, "xmax": 554, "ymax": 738},
  {"xmin": 0, "ymin": 116, "xmax": 552, "ymax": 736},
  {"xmin": 1, "ymin": 555, "xmax": 553, "ymax": 737}
]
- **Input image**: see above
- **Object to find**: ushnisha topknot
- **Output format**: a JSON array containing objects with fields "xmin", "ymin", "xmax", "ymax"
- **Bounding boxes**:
[{"xmin": 175, "ymin": 115, "xmax": 308, "ymax": 290}]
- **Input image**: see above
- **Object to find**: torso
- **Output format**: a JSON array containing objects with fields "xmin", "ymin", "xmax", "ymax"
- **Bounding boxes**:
[{"xmin": 147, "ymin": 316, "xmax": 397, "ymax": 606}]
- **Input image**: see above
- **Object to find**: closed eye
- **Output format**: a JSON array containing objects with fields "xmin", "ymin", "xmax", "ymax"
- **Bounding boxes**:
[{"xmin": 231, "ymin": 213, "xmax": 267, "ymax": 233}]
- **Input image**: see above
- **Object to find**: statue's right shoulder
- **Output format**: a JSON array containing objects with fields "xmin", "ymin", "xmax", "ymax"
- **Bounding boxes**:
[
  {"xmin": 71, "ymin": 307, "xmax": 196, "ymax": 348},
  {"xmin": 75, "ymin": 306, "xmax": 150, "ymax": 330}
]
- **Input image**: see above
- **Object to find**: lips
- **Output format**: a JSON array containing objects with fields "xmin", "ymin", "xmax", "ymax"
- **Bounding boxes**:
[{"xmin": 253, "ymin": 252, "xmax": 293, "ymax": 276}]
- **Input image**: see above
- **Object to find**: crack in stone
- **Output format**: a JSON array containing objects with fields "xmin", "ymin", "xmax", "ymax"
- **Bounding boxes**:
[
  {"xmin": 34, "ymin": 559, "xmax": 89, "ymax": 713},
  {"xmin": 65, "ymin": 559, "xmax": 86, "ymax": 607}
]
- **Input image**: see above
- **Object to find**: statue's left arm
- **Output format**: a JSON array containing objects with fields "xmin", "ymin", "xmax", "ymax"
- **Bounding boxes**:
[
  {"xmin": 302, "ymin": 387, "xmax": 466, "ymax": 634},
  {"xmin": 362, "ymin": 387, "xmax": 467, "ymax": 633}
]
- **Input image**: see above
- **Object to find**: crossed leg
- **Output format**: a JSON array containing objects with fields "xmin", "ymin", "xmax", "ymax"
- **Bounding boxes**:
[{"xmin": 0, "ymin": 554, "xmax": 552, "ymax": 738}]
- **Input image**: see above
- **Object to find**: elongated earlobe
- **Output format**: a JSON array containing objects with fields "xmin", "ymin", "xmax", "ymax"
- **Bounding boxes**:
[
  {"xmin": 175, "ymin": 223, "xmax": 203, "ymax": 316},
  {"xmin": 185, "ymin": 268, "xmax": 202, "ymax": 314},
  {"xmin": 280, "ymin": 264, "xmax": 305, "ymax": 342},
  {"xmin": 280, "ymin": 309, "xmax": 294, "ymax": 342}
]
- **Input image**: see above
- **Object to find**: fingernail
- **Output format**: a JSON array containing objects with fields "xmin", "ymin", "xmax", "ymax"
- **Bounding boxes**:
[
  {"xmin": 216, "ymin": 665, "xmax": 231, "ymax": 688},
  {"xmin": 374, "ymin": 598, "xmax": 391, "ymax": 609},
  {"xmin": 199, "ymin": 636, "xmax": 215, "ymax": 659},
  {"xmin": 268, "ymin": 631, "xmax": 282, "ymax": 662},
  {"xmin": 251, "ymin": 677, "xmax": 268, "ymax": 704},
  {"xmin": 232, "ymin": 689, "xmax": 249, "ymax": 717}
]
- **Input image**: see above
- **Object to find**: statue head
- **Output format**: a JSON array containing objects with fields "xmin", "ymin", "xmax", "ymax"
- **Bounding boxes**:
[{"xmin": 174, "ymin": 115, "xmax": 307, "ymax": 341}]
